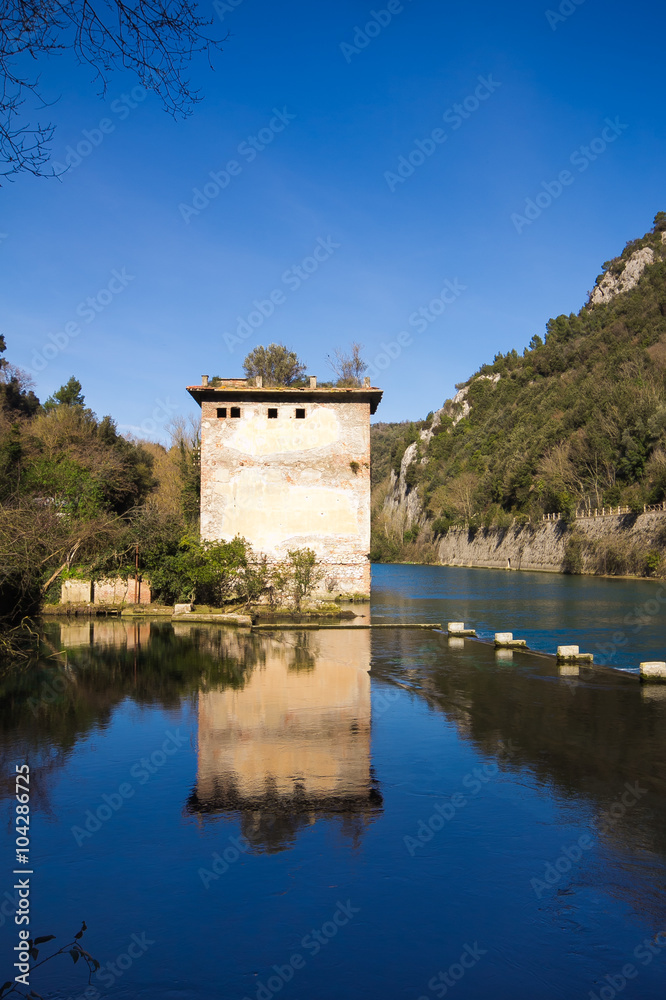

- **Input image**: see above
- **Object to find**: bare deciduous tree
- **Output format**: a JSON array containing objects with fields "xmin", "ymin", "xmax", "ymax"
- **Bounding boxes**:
[
  {"xmin": 1, "ymin": 1, "xmax": 225, "ymax": 181},
  {"xmin": 446, "ymin": 472, "xmax": 479, "ymax": 522},
  {"xmin": 327, "ymin": 343, "xmax": 368, "ymax": 387}
]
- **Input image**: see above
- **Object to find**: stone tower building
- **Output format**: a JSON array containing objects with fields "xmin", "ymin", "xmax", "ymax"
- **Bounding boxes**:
[{"xmin": 187, "ymin": 375, "xmax": 383, "ymax": 595}]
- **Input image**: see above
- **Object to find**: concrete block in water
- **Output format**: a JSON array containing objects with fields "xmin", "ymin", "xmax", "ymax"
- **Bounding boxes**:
[
  {"xmin": 448, "ymin": 637, "xmax": 464, "ymax": 649},
  {"xmin": 495, "ymin": 632, "xmax": 527, "ymax": 648},
  {"xmin": 447, "ymin": 622, "xmax": 477, "ymax": 636},
  {"xmin": 640, "ymin": 661, "xmax": 666, "ymax": 683},
  {"xmin": 175, "ymin": 612, "xmax": 253, "ymax": 626},
  {"xmin": 557, "ymin": 645, "xmax": 593, "ymax": 663},
  {"xmin": 559, "ymin": 664, "xmax": 580, "ymax": 677}
]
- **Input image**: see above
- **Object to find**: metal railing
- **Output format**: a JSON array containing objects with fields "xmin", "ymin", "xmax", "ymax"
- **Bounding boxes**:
[{"xmin": 542, "ymin": 502, "xmax": 666, "ymax": 521}]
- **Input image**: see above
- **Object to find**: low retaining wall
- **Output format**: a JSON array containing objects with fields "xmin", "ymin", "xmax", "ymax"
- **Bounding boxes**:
[
  {"xmin": 61, "ymin": 577, "xmax": 152, "ymax": 605},
  {"xmin": 435, "ymin": 510, "xmax": 666, "ymax": 574}
]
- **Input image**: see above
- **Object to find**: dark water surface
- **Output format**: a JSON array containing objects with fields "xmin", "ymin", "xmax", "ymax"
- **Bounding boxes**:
[{"xmin": 0, "ymin": 565, "xmax": 665, "ymax": 999}]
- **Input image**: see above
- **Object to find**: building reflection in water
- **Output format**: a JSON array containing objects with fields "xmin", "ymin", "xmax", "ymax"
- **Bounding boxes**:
[{"xmin": 185, "ymin": 628, "xmax": 382, "ymax": 852}]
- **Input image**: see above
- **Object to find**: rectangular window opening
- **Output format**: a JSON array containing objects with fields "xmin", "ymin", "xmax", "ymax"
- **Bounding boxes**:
[
  {"xmin": 230, "ymin": 407, "xmax": 241, "ymax": 418},
  {"xmin": 217, "ymin": 408, "xmax": 227, "ymax": 418},
  {"xmin": 295, "ymin": 408, "xmax": 306, "ymax": 419},
  {"xmin": 268, "ymin": 408, "xmax": 278, "ymax": 419}
]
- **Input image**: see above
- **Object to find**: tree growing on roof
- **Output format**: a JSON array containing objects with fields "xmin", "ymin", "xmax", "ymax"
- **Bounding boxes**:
[
  {"xmin": 327, "ymin": 342, "xmax": 368, "ymax": 387},
  {"xmin": 242, "ymin": 344, "xmax": 307, "ymax": 387}
]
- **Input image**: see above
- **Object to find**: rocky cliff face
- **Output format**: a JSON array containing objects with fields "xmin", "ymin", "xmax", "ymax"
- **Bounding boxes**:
[
  {"xmin": 435, "ymin": 510, "xmax": 666, "ymax": 574},
  {"xmin": 383, "ymin": 434, "xmax": 434, "ymax": 533},
  {"xmin": 375, "ymin": 219, "xmax": 666, "ymax": 571},
  {"xmin": 384, "ymin": 375, "xmax": 501, "ymax": 532},
  {"xmin": 590, "ymin": 246, "xmax": 656, "ymax": 305}
]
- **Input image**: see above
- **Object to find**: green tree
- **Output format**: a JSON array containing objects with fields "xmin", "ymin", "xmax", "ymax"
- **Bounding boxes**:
[
  {"xmin": 43, "ymin": 376, "xmax": 85, "ymax": 410},
  {"xmin": 236, "ymin": 554, "xmax": 269, "ymax": 609},
  {"xmin": 242, "ymin": 344, "xmax": 307, "ymax": 386},
  {"xmin": 653, "ymin": 212, "xmax": 666, "ymax": 233},
  {"xmin": 286, "ymin": 548, "xmax": 323, "ymax": 612},
  {"xmin": 146, "ymin": 534, "xmax": 248, "ymax": 605},
  {"xmin": 0, "ymin": 338, "xmax": 39, "ymax": 417}
]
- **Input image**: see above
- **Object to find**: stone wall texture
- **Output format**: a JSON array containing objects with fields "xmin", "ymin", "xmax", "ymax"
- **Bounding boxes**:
[
  {"xmin": 200, "ymin": 398, "xmax": 373, "ymax": 594},
  {"xmin": 435, "ymin": 510, "xmax": 666, "ymax": 573}
]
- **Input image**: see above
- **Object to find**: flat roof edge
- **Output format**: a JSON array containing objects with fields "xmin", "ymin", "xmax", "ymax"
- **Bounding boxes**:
[{"xmin": 187, "ymin": 385, "xmax": 384, "ymax": 414}]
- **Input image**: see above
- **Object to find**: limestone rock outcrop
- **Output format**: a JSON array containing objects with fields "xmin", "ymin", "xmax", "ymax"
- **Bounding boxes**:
[{"xmin": 590, "ymin": 247, "xmax": 655, "ymax": 305}]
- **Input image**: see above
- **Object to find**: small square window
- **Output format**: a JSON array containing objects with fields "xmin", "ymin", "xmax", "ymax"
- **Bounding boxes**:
[
  {"xmin": 230, "ymin": 407, "xmax": 241, "ymax": 418},
  {"xmin": 268, "ymin": 408, "xmax": 278, "ymax": 419},
  {"xmin": 295, "ymin": 408, "xmax": 305, "ymax": 419},
  {"xmin": 217, "ymin": 407, "xmax": 227, "ymax": 418}
]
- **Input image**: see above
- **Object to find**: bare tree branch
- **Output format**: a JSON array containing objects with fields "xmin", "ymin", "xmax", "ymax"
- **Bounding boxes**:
[
  {"xmin": 327, "ymin": 343, "xmax": 368, "ymax": 387},
  {"xmin": 0, "ymin": 1, "xmax": 226, "ymax": 180}
]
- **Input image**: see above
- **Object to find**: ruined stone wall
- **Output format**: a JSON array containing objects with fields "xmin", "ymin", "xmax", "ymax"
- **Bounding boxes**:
[
  {"xmin": 200, "ymin": 399, "xmax": 372, "ymax": 594},
  {"xmin": 61, "ymin": 579, "xmax": 93, "ymax": 604},
  {"xmin": 60, "ymin": 577, "xmax": 152, "ymax": 605}
]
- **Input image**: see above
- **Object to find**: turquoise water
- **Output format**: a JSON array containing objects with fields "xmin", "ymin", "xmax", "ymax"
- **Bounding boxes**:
[{"xmin": 0, "ymin": 565, "xmax": 664, "ymax": 999}]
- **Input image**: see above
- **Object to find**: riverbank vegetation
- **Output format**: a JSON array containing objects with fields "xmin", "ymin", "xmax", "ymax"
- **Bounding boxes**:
[
  {"xmin": 0, "ymin": 351, "xmax": 331, "ymax": 657},
  {"xmin": 371, "ymin": 213, "xmax": 666, "ymax": 574},
  {"xmin": 0, "ymin": 347, "xmax": 210, "ymax": 652}
]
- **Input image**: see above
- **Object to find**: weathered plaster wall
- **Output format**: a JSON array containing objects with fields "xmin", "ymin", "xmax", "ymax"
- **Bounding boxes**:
[
  {"xmin": 61, "ymin": 579, "xmax": 92, "ymax": 604},
  {"xmin": 200, "ymin": 399, "xmax": 372, "ymax": 593},
  {"xmin": 435, "ymin": 511, "xmax": 666, "ymax": 573},
  {"xmin": 60, "ymin": 577, "xmax": 152, "ymax": 605}
]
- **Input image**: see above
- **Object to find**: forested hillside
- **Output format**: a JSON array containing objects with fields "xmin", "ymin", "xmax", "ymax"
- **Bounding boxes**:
[{"xmin": 371, "ymin": 213, "xmax": 666, "ymax": 563}]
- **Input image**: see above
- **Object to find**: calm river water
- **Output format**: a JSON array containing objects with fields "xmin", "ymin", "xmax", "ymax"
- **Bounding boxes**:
[{"xmin": 1, "ymin": 565, "xmax": 665, "ymax": 999}]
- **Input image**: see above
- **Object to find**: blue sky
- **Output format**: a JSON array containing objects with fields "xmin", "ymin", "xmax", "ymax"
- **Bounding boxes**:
[{"xmin": 2, "ymin": 0, "xmax": 665, "ymax": 438}]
